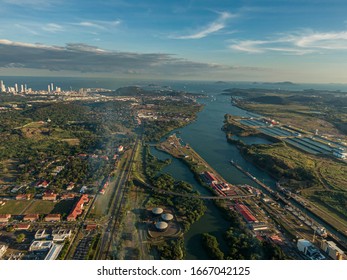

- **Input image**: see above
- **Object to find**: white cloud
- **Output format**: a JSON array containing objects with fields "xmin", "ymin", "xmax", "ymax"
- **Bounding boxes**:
[
  {"xmin": 230, "ymin": 29, "xmax": 347, "ymax": 55},
  {"xmin": 75, "ymin": 20, "xmax": 121, "ymax": 30},
  {"xmin": 172, "ymin": 11, "xmax": 235, "ymax": 39},
  {"xmin": 42, "ymin": 23, "xmax": 64, "ymax": 33}
]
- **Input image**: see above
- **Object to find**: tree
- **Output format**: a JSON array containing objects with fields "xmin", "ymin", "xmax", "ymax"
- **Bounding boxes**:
[{"xmin": 16, "ymin": 233, "xmax": 26, "ymax": 243}]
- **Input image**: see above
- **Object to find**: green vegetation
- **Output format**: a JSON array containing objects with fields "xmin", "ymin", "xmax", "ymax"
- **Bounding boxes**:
[
  {"xmin": 201, "ymin": 233, "xmax": 224, "ymax": 260},
  {"xmin": 16, "ymin": 233, "xmax": 26, "ymax": 243},
  {"xmin": 154, "ymin": 238, "xmax": 185, "ymax": 260},
  {"xmin": 57, "ymin": 240, "xmax": 71, "ymax": 260},
  {"xmin": 0, "ymin": 200, "xmax": 31, "ymax": 214}
]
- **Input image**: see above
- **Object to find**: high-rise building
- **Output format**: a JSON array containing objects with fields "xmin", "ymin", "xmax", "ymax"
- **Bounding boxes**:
[
  {"xmin": 15, "ymin": 83, "xmax": 18, "ymax": 93},
  {"xmin": 21, "ymin": 84, "xmax": 24, "ymax": 93},
  {"xmin": 51, "ymin": 83, "xmax": 54, "ymax": 92},
  {"xmin": 48, "ymin": 85, "xmax": 51, "ymax": 93},
  {"xmin": 0, "ymin": 80, "xmax": 5, "ymax": 92}
]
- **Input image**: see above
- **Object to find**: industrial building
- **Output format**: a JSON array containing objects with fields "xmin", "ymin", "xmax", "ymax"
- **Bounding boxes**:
[
  {"xmin": 321, "ymin": 240, "xmax": 345, "ymax": 260},
  {"xmin": 297, "ymin": 239, "xmax": 325, "ymax": 260},
  {"xmin": 234, "ymin": 203, "xmax": 258, "ymax": 224},
  {"xmin": 333, "ymin": 148, "xmax": 347, "ymax": 159}
]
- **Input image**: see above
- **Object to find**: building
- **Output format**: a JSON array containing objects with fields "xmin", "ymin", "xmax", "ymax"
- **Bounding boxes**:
[
  {"xmin": 23, "ymin": 214, "xmax": 39, "ymax": 222},
  {"xmin": 297, "ymin": 239, "xmax": 325, "ymax": 260},
  {"xmin": 117, "ymin": 145, "xmax": 124, "ymax": 153},
  {"xmin": 15, "ymin": 194, "xmax": 32, "ymax": 200},
  {"xmin": 29, "ymin": 240, "xmax": 53, "ymax": 251},
  {"xmin": 155, "ymin": 221, "xmax": 168, "ymax": 232},
  {"xmin": 14, "ymin": 223, "xmax": 31, "ymax": 230},
  {"xmin": 66, "ymin": 182, "xmax": 75, "ymax": 191},
  {"xmin": 203, "ymin": 171, "xmax": 218, "ymax": 184},
  {"xmin": 35, "ymin": 229, "xmax": 50, "ymax": 240},
  {"xmin": 234, "ymin": 203, "xmax": 258, "ymax": 224},
  {"xmin": 42, "ymin": 193, "xmax": 57, "ymax": 201},
  {"xmin": 0, "ymin": 214, "xmax": 11, "ymax": 223},
  {"xmin": 321, "ymin": 240, "xmax": 345, "ymax": 260},
  {"xmin": 67, "ymin": 194, "xmax": 89, "ymax": 221},
  {"xmin": 52, "ymin": 229, "xmax": 72, "ymax": 242},
  {"xmin": 250, "ymin": 222, "xmax": 268, "ymax": 231},
  {"xmin": 44, "ymin": 214, "xmax": 61, "ymax": 222},
  {"xmin": 61, "ymin": 193, "xmax": 75, "ymax": 200},
  {"xmin": 0, "ymin": 244, "xmax": 8, "ymax": 259},
  {"xmin": 333, "ymin": 148, "xmax": 347, "ymax": 159},
  {"xmin": 85, "ymin": 224, "xmax": 98, "ymax": 231},
  {"xmin": 44, "ymin": 243, "xmax": 63, "ymax": 260}
]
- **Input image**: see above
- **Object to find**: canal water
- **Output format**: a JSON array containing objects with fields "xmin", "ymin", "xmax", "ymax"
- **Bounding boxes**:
[
  {"xmin": 150, "ymin": 89, "xmax": 347, "ymax": 258},
  {"xmin": 150, "ymin": 93, "xmax": 279, "ymax": 259}
]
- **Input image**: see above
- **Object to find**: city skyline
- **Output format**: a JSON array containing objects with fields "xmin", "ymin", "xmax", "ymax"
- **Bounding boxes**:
[{"xmin": 1, "ymin": 0, "xmax": 347, "ymax": 83}]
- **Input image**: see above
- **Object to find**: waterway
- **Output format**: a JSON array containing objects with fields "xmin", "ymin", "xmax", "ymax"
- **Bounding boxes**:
[
  {"xmin": 150, "ymin": 94, "xmax": 280, "ymax": 259},
  {"xmin": 150, "ymin": 91, "xmax": 347, "ymax": 258}
]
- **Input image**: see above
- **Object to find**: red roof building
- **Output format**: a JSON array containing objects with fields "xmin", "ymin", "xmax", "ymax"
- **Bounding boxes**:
[
  {"xmin": 61, "ymin": 193, "xmax": 75, "ymax": 200},
  {"xmin": 204, "ymin": 171, "xmax": 218, "ymax": 183},
  {"xmin": 42, "ymin": 193, "xmax": 57, "ymax": 201},
  {"xmin": 234, "ymin": 203, "xmax": 258, "ymax": 223},
  {"xmin": 67, "ymin": 194, "xmax": 89, "ymax": 221},
  {"xmin": 0, "ymin": 214, "xmax": 11, "ymax": 223},
  {"xmin": 14, "ymin": 223, "xmax": 31, "ymax": 230},
  {"xmin": 16, "ymin": 194, "xmax": 32, "ymax": 200},
  {"xmin": 23, "ymin": 214, "xmax": 39, "ymax": 222},
  {"xmin": 44, "ymin": 214, "xmax": 61, "ymax": 222}
]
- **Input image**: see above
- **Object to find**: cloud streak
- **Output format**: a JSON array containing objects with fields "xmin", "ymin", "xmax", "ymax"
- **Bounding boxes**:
[
  {"xmin": 230, "ymin": 29, "xmax": 347, "ymax": 55},
  {"xmin": 0, "ymin": 39, "xmax": 250, "ymax": 77},
  {"xmin": 172, "ymin": 11, "xmax": 234, "ymax": 39}
]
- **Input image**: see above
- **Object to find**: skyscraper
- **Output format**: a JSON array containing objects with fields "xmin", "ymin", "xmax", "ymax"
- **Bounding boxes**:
[{"xmin": 0, "ymin": 80, "xmax": 5, "ymax": 92}]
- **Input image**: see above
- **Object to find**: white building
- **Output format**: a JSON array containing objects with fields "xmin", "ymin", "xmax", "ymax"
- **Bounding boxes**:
[
  {"xmin": 29, "ymin": 240, "xmax": 53, "ymax": 251},
  {"xmin": 0, "ymin": 81, "xmax": 5, "ymax": 92},
  {"xmin": 0, "ymin": 244, "xmax": 8, "ymax": 259}
]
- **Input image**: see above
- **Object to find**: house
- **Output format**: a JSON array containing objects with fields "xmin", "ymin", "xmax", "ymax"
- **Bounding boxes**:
[
  {"xmin": 36, "ymin": 180, "xmax": 50, "ymax": 188},
  {"xmin": 23, "ymin": 214, "xmax": 39, "ymax": 222},
  {"xmin": 14, "ymin": 223, "xmax": 31, "ymax": 230},
  {"xmin": 16, "ymin": 194, "xmax": 32, "ymax": 200},
  {"xmin": 42, "ymin": 193, "xmax": 57, "ymax": 201},
  {"xmin": 0, "ymin": 214, "xmax": 11, "ymax": 223},
  {"xmin": 44, "ymin": 214, "xmax": 61, "ymax": 222},
  {"xmin": 61, "ymin": 193, "xmax": 75, "ymax": 200},
  {"xmin": 66, "ymin": 182, "xmax": 75, "ymax": 191}
]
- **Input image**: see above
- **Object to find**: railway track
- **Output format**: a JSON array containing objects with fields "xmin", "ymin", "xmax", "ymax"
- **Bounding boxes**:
[{"xmin": 95, "ymin": 137, "xmax": 139, "ymax": 259}]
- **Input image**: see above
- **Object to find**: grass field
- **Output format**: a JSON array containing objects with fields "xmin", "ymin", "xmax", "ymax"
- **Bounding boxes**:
[
  {"xmin": 0, "ymin": 200, "xmax": 31, "ymax": 214},
  {"xmin": 23, "ymin": 200, "xmax": 56, "ymax": 214}
]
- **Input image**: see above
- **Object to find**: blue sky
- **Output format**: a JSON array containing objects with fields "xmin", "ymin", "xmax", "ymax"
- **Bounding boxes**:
[{"xmin": 1, "ymin": 0, "xmax": 347, "ymax": 82}]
